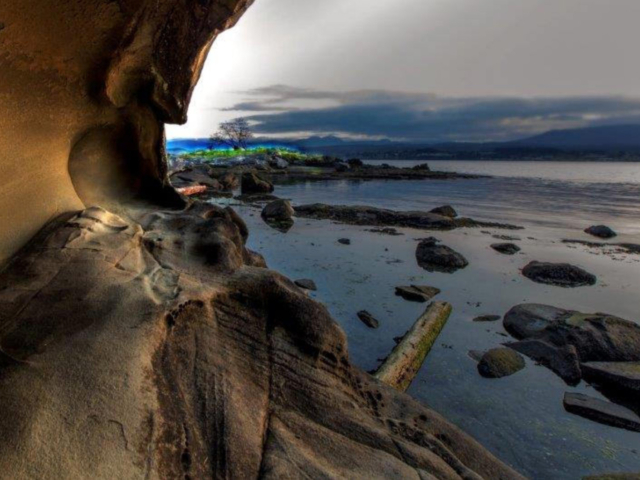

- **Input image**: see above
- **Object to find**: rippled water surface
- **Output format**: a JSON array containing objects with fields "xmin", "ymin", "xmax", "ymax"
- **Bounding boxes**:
[{"xmin": 220, "ymin": 161, "xmax": 640, "ymax": 479}]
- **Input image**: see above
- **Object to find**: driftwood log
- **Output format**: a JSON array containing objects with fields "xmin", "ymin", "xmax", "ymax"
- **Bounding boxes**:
[{"xmin": 375, "ymin": 301, "xmax": 452, "ymax": 391}]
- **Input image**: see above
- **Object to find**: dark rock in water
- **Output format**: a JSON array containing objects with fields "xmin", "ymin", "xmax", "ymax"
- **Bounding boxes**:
[
  {"xmin": 368, "ymin": 227, "xmax": 403, "ymax": 236},
  {"xmin": 563, "ymin": 393, "xmax": 640, "ymax": 432},
  {"xmin": 218, "ymin": 172, "xmax": 239, "ymax": 190},
  {"xmin": 357, "ymin": 310, "xmax": 379, "ymax": 329},
  {"xmin": 473, "ymin": 315, "xmax": 501, "ymax": 322},
  {"xmin": 347, "ymin": 158, "xmax": 363, "ymax": 168},
  {"xmin": 338, "ymin": 238, "xmax": 351, "ymax": 245},
  {"xmin": 582, "ymin": 361, "xmax": 640, "ymax": 393},
  {"xmin": 429, "ymin": 205, "xmax": 458, "ymax": 218},
  {"xmin": 261, "ymin": 199, "xmax": 295, "ymax": 232},
  {"xmin": 585, "ymin": 225, "xmax": 617, "ymax": 239},
  {"xmin": 294, "ymin": 203, "xmax": 521, "ymax": 231},
  {"xmin": 492, "ymin": 234, "xmax": 521, "ymax": 241},
  {"xmin": 415, "ymin": 237, "xmax": 468, "ymax": 273},
  {"xmin": 334, "ymin": 162, "xmax": 350, "ymax": 172},
  {"xmin": 477, "ymin": 348, "xmax": 525, "ymax": 378},
  {"xmin": 491, "ymin": 243, "xmax": 521, "ymax": 255},
  {"xmin": 507, "ymin": 339, "xmax": 582, "ymax": 386},
  {"xmin": 504, "ymin": 304, "xmax": 640, "ymax": 364},
  {"xmin": 294, "ymin": 279, "xmax": 317, "ymax": 291},
  {"xmin": 241, "ymin": 172, "xmax": 274, "ymax": 194},
  {"xmin": 395, "ymin": 285, "xmax": 441, "ymax": 302},
  {"xmin": 522, "ymin": 261, "xmax": 596, "ymax": 287},
  {"xmin": 262, "ymin": 199, "xmax": 294, "ymax": 222},
  {"xmin": 412, "ymin": 163, "xmax": 431, "ymax": 171},
  {"xmin": 268, "ymin": 156, "xmax": 289, "ymax": 169}
]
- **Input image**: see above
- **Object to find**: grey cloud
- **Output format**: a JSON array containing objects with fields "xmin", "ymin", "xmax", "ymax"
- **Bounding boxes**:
[{"xmin": 223, "ymin": 86, "xmax": 640, "ymax": 142}]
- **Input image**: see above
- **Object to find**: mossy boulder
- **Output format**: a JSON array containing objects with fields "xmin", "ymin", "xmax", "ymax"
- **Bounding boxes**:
[{"xmin": 477, "ymin": 348, "xmax": 525, "ymax": 378}]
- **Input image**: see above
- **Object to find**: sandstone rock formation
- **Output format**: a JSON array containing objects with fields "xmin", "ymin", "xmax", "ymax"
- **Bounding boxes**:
[
  {"xmin": 0, "ymin": 206, "xmax": 521, "ymax": 479},
  {"xmin": 0, "ymin": 0, "xmax": 523, "ymax": 477},
  {"xmin": 0, "ymin": 0, "xmax": 253, "ymax": 261}
]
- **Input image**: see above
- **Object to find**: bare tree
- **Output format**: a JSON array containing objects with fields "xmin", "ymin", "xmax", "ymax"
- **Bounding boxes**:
[{"xmin": 209, "ymin": 118, "xmax": 253, "ymax": 150}]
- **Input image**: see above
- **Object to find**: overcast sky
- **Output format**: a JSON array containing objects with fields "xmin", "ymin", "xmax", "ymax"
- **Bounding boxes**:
[{"xmin": 166, "ymin": 0, "xmax": 640, "ymax": 142}]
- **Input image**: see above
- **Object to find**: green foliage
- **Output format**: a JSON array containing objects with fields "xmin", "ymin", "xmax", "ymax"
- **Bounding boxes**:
[{"xmin": 181, "ymin": 147, "xmax": 323, "ymax": 163}]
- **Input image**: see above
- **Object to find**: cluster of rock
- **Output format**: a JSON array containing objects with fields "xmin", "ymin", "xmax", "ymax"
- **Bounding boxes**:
[{"xmin": 496, "ymin": 304, "xmax": 640, "ymax": 431}]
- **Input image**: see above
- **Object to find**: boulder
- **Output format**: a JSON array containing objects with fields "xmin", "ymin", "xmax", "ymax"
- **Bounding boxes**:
[
  {"xmin": 477, "ymin": 348, "xmax": 525, "ymax": 378},
  {"xmin": 268, "ymin": 156, "xmax": 289, "ymax": 169},
  {"xmin": 261, "ymin": 200, "xmax": 294, "ymax": 233},
  {"xmin": 521, "ymin": 261, "xmax": 596, "ymax": 287},
  {"xmin": 585, "ymin": 225, "xmax": 617, "ymax": 239},
  {"xmin": 338, "ymin": 238, "xmax": 351, "ymax": 245},
  {"xmin": 581, "ymin": 361, "xmax": 640, "ymax": 393},
  {"xmin": 429, "ymin": 205, "xmax": 458, "ymax": 218},
  {"xmin": 491, "ymin": 243, "xmax": 521, "ymax": 255},
  {"xmin": 563, "ymin": 393, "xmax": 640, "ymax": 432},
  {"xmin": 261, "ymin": 199, "xmax": 294, "ymax": 222},
  {"xmin": 504, "ymin": 304, "xmax": 640, "ymax": 363},
  {"xmin": 415, "ymin": 237, "xmax": 468, "ymax": 273},
  {"xmin": 241, "ymin": 172, "xmax": 274, "ymax": 194},
  {"xmin": 218, "ymin": 172, "xmax": 239, "ymax": 190},
  {"xmin": 357, "ymin": 310, "xmax": 379, "ymax": 329},
  {"xmin": 507, "ymin": 339, "xmax": 582, "ymax": 385},
  {"xmin": 395, "ymin": 285, "xmax": 441, "ymax": 303},
  {"xmin": 294, "ymin": 279, "xmax": 317, "ymax": 291}
]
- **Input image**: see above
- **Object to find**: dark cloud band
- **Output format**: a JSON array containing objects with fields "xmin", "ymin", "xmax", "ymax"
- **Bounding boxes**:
[{"xmin": 221, "ymin": 85, "xmax": 640, "ymax": 142}]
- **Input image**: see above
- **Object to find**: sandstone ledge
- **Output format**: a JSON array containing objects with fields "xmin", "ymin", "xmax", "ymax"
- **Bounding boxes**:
[{"xmin": 0, "ymin": 205, "xmax": 522, "ymax": 479}]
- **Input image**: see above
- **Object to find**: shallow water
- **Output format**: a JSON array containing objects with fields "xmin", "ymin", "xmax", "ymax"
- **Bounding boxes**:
[{"xmin": 217, "ymin": 161, "xmax": 640, "ymax": 479}]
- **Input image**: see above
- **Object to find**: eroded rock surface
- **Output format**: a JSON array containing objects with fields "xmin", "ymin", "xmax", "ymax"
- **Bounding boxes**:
[
  {"xmin": 0, "ymin": 205, "xmax": 521, "ymax": 479},
  {"xmin": 0, "ymin": 0, "xmax": 254, "ymax": 261}
]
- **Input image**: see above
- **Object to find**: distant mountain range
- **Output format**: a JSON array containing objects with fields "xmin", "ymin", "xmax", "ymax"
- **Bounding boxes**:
[
  {"xmin": 509, "ymin": 124, "xmax": 640, "ymax": 150},
  {"xmin": 168, "ymin": 124, "xmax": 640, "ymax": 160}
]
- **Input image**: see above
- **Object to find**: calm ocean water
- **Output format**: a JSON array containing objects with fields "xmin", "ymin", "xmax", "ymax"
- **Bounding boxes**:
[
  {"xmin": 277, "ymin": 160, "xmax": 640, "ymax": 235},
  {"xmin": 216, "ymin": 161, "xmax": 640, "ymax": 479}
]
